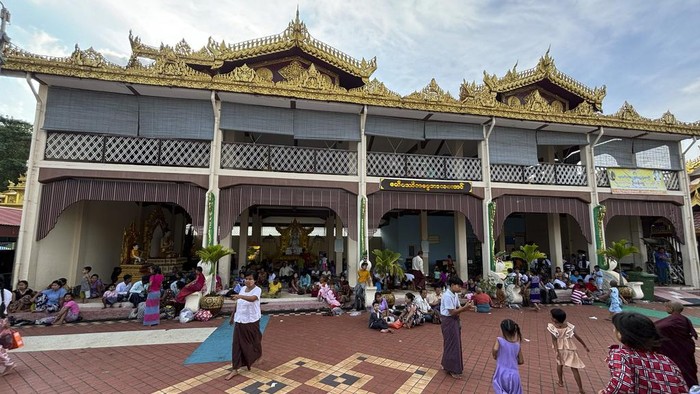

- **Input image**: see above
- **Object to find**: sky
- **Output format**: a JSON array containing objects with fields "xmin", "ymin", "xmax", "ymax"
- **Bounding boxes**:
[{"xmin": 1, "ymin": 0, "xmax": 699, "ymax": 154}]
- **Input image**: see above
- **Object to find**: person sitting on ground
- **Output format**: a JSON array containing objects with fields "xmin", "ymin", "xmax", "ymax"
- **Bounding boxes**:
[
  {"xmin": 466, "ymin": 279, "xmax": 477, "ymax": 293},
  {"xmin": 585, "ymin": 278, "xmax": 601, "ymax": 299},
  {"xmin": 115, "ymin": 275, "xmax": 132, "ymax": 305},
  {"xmin": 32, "ymin": 280, "xmax": 67, "ymax": 313},
  {"xmin": 554, "ymin": 266, "xmax": 564, "ymax": 282},
  {"xmin": 338, "ymin": 279, "xmax": 353, "ymax": 308},
  {"xmin": 569, "ymin": 270, "xmax": 583, "ymax": 284},
  {"xmin": 9, "ymin": 280, "xmax": 35, "ymax": 313},
  {"xmin": 175, "ymin": 266, "xmax": 205, "ymax": 304},
  {"xmin": 49, "ymin": 293, "xmax": 81, "ymax": 325},
  {"xmin": 570, "ymin": 280, "xmax": 591, "ymax": 305},
  {"xmin": 416, "ymin": 288, "xmax": 439, "ymax": 323},
  {"xmin": 298, "ymin": 271, "xmax": 312, "ymax": 294},
  {"xmin": 494, "ymin": 283, "xmax": 506, "ymax": 308},
  {"xmin": 266, "ymin": 277, "xmax": 282, "ymax": 298},
  {"xmin": 128, "ymin": 276, "xmax": 148, "ymax": 308},
  {"xmin": 427, "ymin": 286, "xmax": 442, "ymax": 313},
  {"xmin": 318, "ymin": 276, "xmax": 341, "ymax": 314},
  {"xmin": 473, "ymin": 287, "xmax": 493, "ymax": 313},
  {"xmin": 369, "ymin": 301, "xmax": 392, "ymax": 333},
  {"xmin": 374, "ymin": 292, "xmax": 390, "ymax": 318},
  {"xmin": 289, "ymin": 272, "xmax": 300, "ymax": 294},
  {"xmin": 399, "ymin": 292, "xmax": 423, "ymax": 328},
  {"xmin": 89, "ymin": 274, "xmax": 105, "ymax": 299},
  {"xmin": 102, "ymin": 284, "xmax": 119, "ymax": 309}
]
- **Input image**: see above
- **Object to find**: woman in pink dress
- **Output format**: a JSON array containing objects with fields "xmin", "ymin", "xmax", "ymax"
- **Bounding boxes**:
[{"xmin": 143, "ymin": 265, "xmax": 163, "ymax": 326}]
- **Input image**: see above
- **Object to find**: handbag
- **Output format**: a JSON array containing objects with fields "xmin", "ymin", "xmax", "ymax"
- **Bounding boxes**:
[
  {"xmin": 0, "ymin": 328, "xmax": 22, "ymax": 350},
  {"xmin": 388, "ymin": 320, "xmax": 403, "ymax": 330}
]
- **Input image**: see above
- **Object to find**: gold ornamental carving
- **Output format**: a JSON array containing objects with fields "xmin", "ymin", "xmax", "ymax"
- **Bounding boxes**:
[
  {"xmin": 614, "ymin": 101, "xmax": 643, "ymax": 121},
  {"xmin": 278, "ymin": 60, "xmax": 306, "ymax": 81},
  {"xmin": 405, "ymin": 79, "xmax": 457, "ymax": 104}
]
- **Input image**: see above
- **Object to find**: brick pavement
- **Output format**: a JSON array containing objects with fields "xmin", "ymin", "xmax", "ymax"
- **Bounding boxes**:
[{"xmin": 2, "ymin": 302, "xmax": 699, "ymax": 393}]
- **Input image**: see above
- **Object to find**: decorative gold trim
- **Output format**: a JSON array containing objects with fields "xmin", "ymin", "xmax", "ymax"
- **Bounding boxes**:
[{"xmin": 404, "ymin": 78, "xmax": 458, "ymax": 104}]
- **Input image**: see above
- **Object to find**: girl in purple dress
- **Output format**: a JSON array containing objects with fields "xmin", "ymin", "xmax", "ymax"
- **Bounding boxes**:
[{"xmin": 492, "ymin": 319, "xmax": 524, "ymax": 394}]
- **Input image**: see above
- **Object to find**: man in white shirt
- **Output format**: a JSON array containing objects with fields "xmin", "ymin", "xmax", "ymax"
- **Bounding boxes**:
[
  {"xmin": 115, "ymin": 275, "xmax": 132, "ymax": 302},
  {"xmin": 411, "ymin": 251, "xmax": 425, "ymax": 290}
]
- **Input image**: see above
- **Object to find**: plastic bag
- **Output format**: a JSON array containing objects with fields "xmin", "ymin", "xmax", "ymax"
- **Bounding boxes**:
[{"xmin": 179, "ymin": 308, "xmax": 195, "ymax": 323}]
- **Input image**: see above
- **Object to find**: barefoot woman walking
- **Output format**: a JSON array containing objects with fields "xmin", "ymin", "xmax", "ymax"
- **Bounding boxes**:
[{"xmin": 226, "ymin": 271, "xmax": 262, "ymax": 380}]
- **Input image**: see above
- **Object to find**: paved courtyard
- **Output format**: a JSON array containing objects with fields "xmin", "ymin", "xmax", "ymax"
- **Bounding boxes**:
[{"xmin": 2, "ymin": 301, "xmax": 699, "ymax": 393}]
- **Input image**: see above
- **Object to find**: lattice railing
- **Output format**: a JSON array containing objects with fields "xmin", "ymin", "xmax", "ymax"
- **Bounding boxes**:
[
  {"xmin": 490, "ymin": 163, "xmax": 587, "ymax": 185},
  {"xmin": 367, "ymin": 152, "xmax": 482, "ymax": 180},
  {"xmin": 596, "ymin": 167, "xmax": 681, "ymax": 191},
  {"xmin": 220, "ymin": 142, "xmax": 358, "ymax": 175},
  {"xmin": 44, "ymin": 131, "xmax": 210, "ymax": 167}
]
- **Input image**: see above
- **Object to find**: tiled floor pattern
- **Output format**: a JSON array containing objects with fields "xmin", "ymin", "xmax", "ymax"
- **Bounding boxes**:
[{"xmin": 154, "ymin": 353, "xmax": 437, "ymax": 394}]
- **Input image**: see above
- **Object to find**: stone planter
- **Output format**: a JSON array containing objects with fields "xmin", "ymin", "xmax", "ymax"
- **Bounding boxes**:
[
  {"xmin": 628, "ymin": 282, "xmax": 644, "ymax": 300},
  {"xmin": 200, "ymin": 295, "xmax": 224, "ymax": 316},
  {"xmin": 618, "ymin": 286, "xmax": 634, "ymax": 302}
]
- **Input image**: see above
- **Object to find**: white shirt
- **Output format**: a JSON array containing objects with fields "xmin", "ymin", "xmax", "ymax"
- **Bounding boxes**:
[
  {"xmin": 129, "ymin": 281, "xmax": 145, "ymax": 294},
  {"xmin": 234, "ymin": 285, "xmax": 262, "ymax": 324},
  {"xmin": 116, "ymin": 281, "xmax": 132, "ymax": 295},
  {"xmin": 412, "ymin": 255, "xmax": 424, "ymax": 272},
  {"xmin": 415, "ymin": 294, "xmax": 430, "ymax": 313},
  {"xmin": 440, "ymin": 288, "xmax": 461, "ymax": 317}
]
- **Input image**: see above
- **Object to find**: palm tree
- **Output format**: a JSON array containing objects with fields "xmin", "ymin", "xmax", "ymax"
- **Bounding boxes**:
[
  {"xmin": 510, "ymin": 244, "xmax": 547, "ymax": 270},
  {"xmin": 597, "ymin": 239, "xmax": 639, "ymax": 272},
  {"xmin": 372, "ymin": 249, "xmax": 404, "ymax": 289},
  {"xmin": 196, "ymin": 244, "xmax": 234, "ymax": 293}
]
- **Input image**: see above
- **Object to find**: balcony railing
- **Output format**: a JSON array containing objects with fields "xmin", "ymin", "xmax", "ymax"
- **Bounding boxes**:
[
  {"xmin": 44, "ymin": 132, "xmax": 211, "ymax": 167},
  {"xmin": 595, "ymin": 167, "xmax": 680, "ymax": 191},
  {"xmin": 367, "ymin": 152, "xmax": 483, "ymax": 180},
  {"xmin": 220, "ymin": 142, "xmax": 358, "ymax": 175},
  {"xmin": 490, "ymin": 163, "xmax": 587, "ymax": 186}
]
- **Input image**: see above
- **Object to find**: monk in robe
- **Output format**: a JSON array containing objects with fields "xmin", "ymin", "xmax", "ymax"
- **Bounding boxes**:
[
  {"xmin": 655, "ymin": 301, "xmax": 698, "ymax": 388},
  {"xmin": 176, "ymin": 266, "xmax": 206, "ymax": 304}
]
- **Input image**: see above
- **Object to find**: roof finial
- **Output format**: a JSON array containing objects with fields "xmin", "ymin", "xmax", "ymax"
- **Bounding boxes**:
[{"xmin": 295, "ymin": 4, "xmax": 300, "ymax": 23}]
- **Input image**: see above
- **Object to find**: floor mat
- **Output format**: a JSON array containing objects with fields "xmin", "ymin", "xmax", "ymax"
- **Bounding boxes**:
[
  {"xmin": 184, "ymin": 315, "xmax": 269, "ymax": 365},
  {"xmin": 680, "ymin": 298, "xmax": 700, "ymax": 305}
]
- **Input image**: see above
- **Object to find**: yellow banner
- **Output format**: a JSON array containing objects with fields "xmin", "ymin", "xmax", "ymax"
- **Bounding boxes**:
[{"xmin": 608, "ymin": 168, "xmax": 666, "ymax": 194}]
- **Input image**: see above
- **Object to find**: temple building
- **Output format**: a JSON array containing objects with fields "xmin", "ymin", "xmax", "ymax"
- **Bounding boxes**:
[{"xmin": 1, "ymin": 13, "xmax": 699, "ymax": 288}]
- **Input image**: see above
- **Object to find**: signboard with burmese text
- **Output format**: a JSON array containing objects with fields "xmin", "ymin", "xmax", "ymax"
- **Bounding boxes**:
[
  {"xmin": 608, "ymin": 168, "xmax": 666, "ymax": 194},
  {"xmin": 379, "ymin": 179, "xmax": 471, "ymax": 193}
]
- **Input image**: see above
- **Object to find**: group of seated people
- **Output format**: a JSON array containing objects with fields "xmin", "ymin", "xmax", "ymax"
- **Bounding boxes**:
[
  {"xmin": 6, "ymin": 278, "xmax": 82, "ymax": 325},
  {"xmin": 368, "ymin": 288, "xmax": 443, "ymax": 333}
]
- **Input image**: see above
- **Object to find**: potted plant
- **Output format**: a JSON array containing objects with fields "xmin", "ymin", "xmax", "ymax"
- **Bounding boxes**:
[
  {"xmin": 510, "ymin": 243, "xmax": 547, "ymax": 271},
  {"xmin": 597, "ymin": 239, "xmax": 640, "ymax": 300},
  {"xmin": 372, "ymin": 248, "xmax": 404, "ymax": 307},
  {"xmin": 196, "ymin": 244, "xmax": 234, "ymax": 315}
]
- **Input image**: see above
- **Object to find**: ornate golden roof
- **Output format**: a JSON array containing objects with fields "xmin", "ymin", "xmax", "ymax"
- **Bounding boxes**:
[
  {"xmin": 2, "ymin": 18, "xmax": 700, "ymax": 136},
  {"xmin": 129, "ymin": 11, "xmax": 377, "ymax": 82},
  {"xmin": 462, "ymin": 50, "xmax": 606, "ymax": 112}
]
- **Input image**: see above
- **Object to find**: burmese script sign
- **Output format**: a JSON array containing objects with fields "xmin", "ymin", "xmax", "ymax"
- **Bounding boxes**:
[
  {"xmin": 379, "ymin": 179, "xmax": 471, "ymax": 193},
  {"xmin": 608, "ymin": 168, "xmax": 666, "ymax": 194}
]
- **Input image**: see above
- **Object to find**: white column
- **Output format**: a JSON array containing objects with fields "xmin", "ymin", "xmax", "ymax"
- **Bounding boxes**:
[
  {"xmin": 251, "ymin": 212, "xmax": 262, "ymax": 246},
  {"xmin": 237, "ymin": 209, "xmax": 249, "ymax": 269},
  {"xmin": 678, "ymin": 141, "xmax": 700, "ymax": 287},
  {"xmin": 347, "ymin": 236, "xmax": 358, "ymax": 285},
  {"xmin": 547, "ymin": 213, "xmax": 563, "ymax": 274},
  {"xmin": 325, "ymin": 215, "xmax": 334, "ymax": 262},
  {"xmin": 220, "ymin": 232, "xmax": 234, "ymax": 287},
  {"xmin": 629, "ymin": 217, "xmax": 646, "ymax": 267},
  {"xmin": 584, "ymin": 130, "xmax": 603, "ymax": 269},
  {"xmin": 480, "ymin": 119, "xmax": 495, "ymax": 277},
  {"xmin": 13, "ymin": 83, "xmax": 48, "ymax": 284},
  {"xmin": 455, "ymin": 212, "xmax": 468, "ymax": 280},
  {"xmin": 335, "ymin": 216, "xmax": 343, "ymax": 277},
  {"xmin": 420, "ymin": 210, "xmax": 429, "ymax": 274}
]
